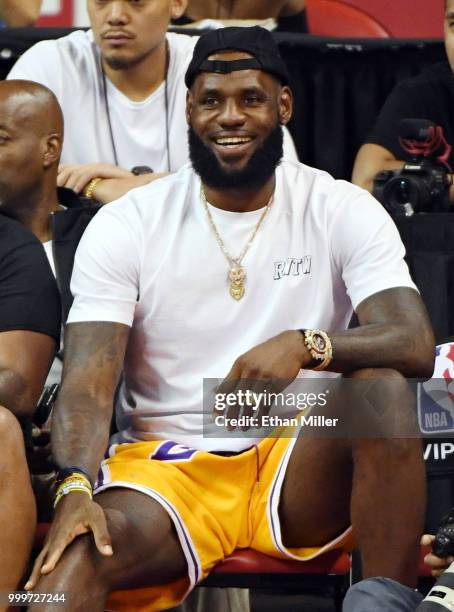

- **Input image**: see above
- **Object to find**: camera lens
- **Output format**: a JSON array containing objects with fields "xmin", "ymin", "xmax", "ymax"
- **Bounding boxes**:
[
  {"xmin": 394, "ymin": 180, "xmax": 413, "ymax": 204},
  {"xmin": 384, "ymin": 176, "xmax": 429, "ymax": 214}
]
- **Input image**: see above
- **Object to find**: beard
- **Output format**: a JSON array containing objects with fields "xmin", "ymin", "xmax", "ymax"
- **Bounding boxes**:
[
  {"xmin": 103, "ymin": 49, "xmax": 152, "ymax": 71},
  {"xmin": 188, "ymin": 122, "xmax": 284, "ymax": 191}
]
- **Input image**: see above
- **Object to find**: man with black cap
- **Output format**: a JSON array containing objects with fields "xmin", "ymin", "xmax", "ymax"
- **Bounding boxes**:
[{"xmin": 26, "ymin": 27, "xmax": 433, "ymax": 612}]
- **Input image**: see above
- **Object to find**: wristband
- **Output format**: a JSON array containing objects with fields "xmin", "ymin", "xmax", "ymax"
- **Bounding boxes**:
[
  {"xmin": 54, "ymin": 477, "xmax": 93, "ymax": 509},
  {"xmin": 56, "ymin": 466, "xmax": 94, "ymax": 488}
]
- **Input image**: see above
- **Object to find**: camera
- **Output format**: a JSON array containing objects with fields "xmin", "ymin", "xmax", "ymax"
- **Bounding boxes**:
[
  {"xmin": 433, "ymin": 507, "xmax": 454, "ymax": 557},
  {"xmin": 372, "ymin": 119, "xmax": 452, "ymax": 216},
  {"xmin": 373, "ymin": 161, "xmax": 450, "ymax": 216}
]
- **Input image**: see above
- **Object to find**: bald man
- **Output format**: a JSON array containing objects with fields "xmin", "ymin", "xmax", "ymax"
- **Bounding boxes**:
[
  {"xmin": 0, "ymin": 79, "xmax": 61, "ymax": 607},
  {"xmin": 0, "ymin": 80, "xmax": 63, "ymax": 238},
  {"xmin": 0, "ymin": 80, "xmax": 87, "ymax": 608},
  {"xmin": 172, "ymin": 0, "xmax": 307, "ymax": 31},
  {"xmin": 0, "ymin": 219, "xmax": 59, "ymax": 608}
]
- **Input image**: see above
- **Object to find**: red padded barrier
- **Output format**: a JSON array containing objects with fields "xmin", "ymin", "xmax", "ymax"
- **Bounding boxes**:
[
  {"xmin": 306, "ymin": 0, "xmax": 391, "ymax": 38},
  {"xmin": 344, "ymin": 0, "xmax": 444, "ymax": 38}
]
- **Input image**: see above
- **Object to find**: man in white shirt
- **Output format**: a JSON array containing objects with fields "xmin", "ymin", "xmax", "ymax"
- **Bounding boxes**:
[
  {"xmin": 8, "ymin": 0, "xmax": 298, "ymax": 199},
  {"xmin": 26, "ymin": 27, "xmax": 433, "ymax": 612}
]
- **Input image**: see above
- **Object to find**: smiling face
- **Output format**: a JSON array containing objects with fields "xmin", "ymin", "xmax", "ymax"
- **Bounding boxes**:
[
  {"xmin": 88, "ymin": 0, "xmax": 186, "ymax": 70},
  {"xmin": 186, "ymin": 51, "xmax": 293, "ymax": 189}
]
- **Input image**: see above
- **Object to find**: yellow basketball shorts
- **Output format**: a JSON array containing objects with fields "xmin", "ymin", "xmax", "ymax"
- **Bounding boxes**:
[{"xmin": 96, "ymin": 436, "xmax": 352, "ymax": 611}]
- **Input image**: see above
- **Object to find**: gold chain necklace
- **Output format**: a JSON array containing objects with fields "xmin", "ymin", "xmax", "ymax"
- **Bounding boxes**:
[{"xmin": 201, "ymin": 185, "xmax": 274, "ymax": 300}]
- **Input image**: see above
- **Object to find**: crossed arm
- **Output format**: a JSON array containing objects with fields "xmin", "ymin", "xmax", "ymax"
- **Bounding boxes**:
[
  {"xmin": 57, "ymin": 163, "xmax": 167, "ymax": 204},
  {"xmin": 222, "ymin": 287, "xmax": 434, "ymax": 388}
]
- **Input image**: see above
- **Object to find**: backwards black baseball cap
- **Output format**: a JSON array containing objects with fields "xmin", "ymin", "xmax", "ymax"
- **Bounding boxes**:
[{"xmin": 185, "ymin": 26, "xmax": 290, "ymax": 89}]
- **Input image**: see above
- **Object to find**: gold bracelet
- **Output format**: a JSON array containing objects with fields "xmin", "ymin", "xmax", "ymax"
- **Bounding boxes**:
[{"xmin": 83, "ymin": 177, "xmax": 103, "ymax": 199}]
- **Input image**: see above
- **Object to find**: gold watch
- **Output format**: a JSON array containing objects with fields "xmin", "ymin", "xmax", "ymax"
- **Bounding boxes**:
[{"xmin": 301, "ymin": 329, "xmax": 333, "ymax": 371}]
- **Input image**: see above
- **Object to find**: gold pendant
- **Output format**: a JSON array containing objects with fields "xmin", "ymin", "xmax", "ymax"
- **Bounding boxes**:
[{"xmin": 229, "ymin": 265, "xmax": 246, "ymax": 301}]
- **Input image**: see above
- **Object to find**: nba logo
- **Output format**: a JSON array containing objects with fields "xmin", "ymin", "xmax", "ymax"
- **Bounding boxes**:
[{"xmin": 418, "ymin": 343, "xmax": 454, "ymax": 434}]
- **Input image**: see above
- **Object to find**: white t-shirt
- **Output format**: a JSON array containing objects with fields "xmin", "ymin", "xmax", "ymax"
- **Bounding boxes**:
[
  {"xmin": 42, "ymin": 240, "xmax": 63, "ymax": 387},
  {"xmin": 43, "ymin": 240, "xmax": 56, "ymax": 276},
  {"xmin": 8, "ymin": 30, "xmax": 297, "ymax": 171},
  {"xmin": 68, "ymin": 161, "xmax": 417, "ymax": 452}
]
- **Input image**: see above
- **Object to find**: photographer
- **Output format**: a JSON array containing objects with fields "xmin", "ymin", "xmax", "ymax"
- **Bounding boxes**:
[
  {"xmin": 414, "ymin": 531, "xmax": 454, "ymax": 609},
  {"xmin": 352, "ymin": 0, "xmax": 454, "ymax": 198}
]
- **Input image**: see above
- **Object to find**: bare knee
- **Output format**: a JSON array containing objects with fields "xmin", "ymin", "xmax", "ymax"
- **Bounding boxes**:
[
  {"xmin": 344, "ymin": 368, "xmax": 419, "ymax": 437},
  {"xmin": 52, "ymin": 508, "xmax": 139, "ymax": 583},
  {"xmin": 352, "ymin": 436, "xmax": 423, "ymax": 466},
  {"xmin": 349, "ymin": 370, "xmax": 424, "ymax": 467},
  {"xmin": 99, "ymin": 504, "xmax": 187, "ymax": 588},
  {"xmin": 44, "ymin": 500, "xmax": 187, "ymax": 593}
]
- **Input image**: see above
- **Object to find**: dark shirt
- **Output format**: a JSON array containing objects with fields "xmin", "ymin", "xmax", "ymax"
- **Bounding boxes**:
[
  {"xmin": 0, "ymin": 214, "xmax": 60, "ymax": 340},
  {"xmin": 367, "ymin": 62, "xmax": 454, "ymax": 167},
  {"xmin": 53, "ymin": 188, "xmax": 99, "ymax": 323}
]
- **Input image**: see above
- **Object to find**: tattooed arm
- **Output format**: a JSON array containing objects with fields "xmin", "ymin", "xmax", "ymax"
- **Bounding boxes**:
[
  {"xmin": 52, "ymin": 321, "xmax": 130, "ymax": 478},
  {"xmin": 27, "ymin": 321, "xmax": 130, "ymax": 587}
]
